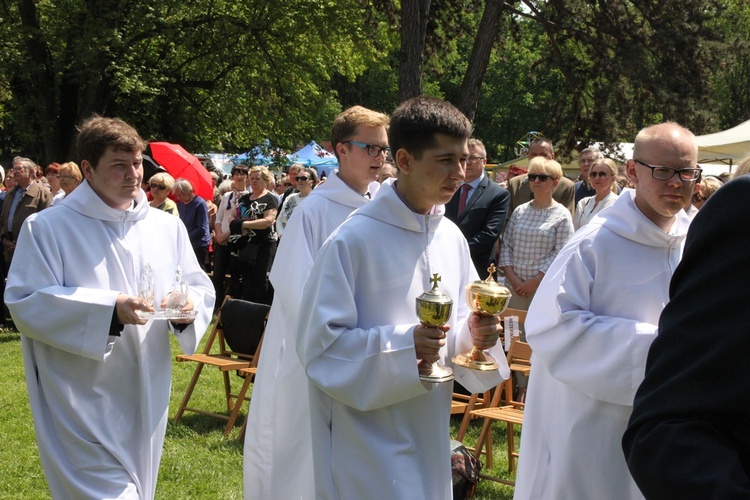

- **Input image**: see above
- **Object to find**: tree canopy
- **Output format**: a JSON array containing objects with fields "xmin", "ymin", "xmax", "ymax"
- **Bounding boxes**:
[{"xmin": 0, "ymin": 0, "xmax": 747, "ymax": 166}]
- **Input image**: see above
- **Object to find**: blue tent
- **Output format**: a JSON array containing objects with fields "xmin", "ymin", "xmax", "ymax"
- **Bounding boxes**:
[{"xmin": 288, "ymin": 141, "xmax": 337, "ymax": 167}]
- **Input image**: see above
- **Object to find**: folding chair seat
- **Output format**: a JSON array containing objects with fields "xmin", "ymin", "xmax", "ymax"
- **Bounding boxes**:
[{"xmin": 174, "ymin": 297, "xmax": 270, "ymax": 435}]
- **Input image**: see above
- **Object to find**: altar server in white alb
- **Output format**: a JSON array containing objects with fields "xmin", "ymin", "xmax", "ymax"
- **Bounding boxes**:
[
  {"xmin": 514, "ymin": 122, "xmax": 700, "ymax": 499},
  {"xmin": 298, "ymin": 96, "xmax": 509, "ymax": 499},
  {"xmin": 5, "ymin": 116, "xmax": 215, "ymax": 499},
  {"xmin": 244, "ymin": 106, "xmax": 390, "ymax": 499}
]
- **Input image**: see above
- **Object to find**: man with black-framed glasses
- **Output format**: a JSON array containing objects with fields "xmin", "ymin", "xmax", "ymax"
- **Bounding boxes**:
[
  {"xmin": 515, "ymin": 122, "xmax": 697, "ymax": 499},
  {"xmin": 244, "ymin": 105, "xmax": 390, "ymax": 499}
]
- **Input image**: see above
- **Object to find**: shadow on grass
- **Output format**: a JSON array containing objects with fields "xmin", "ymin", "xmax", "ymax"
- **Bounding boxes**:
[
  {"xmin": 0, "ymin": 331, "xmax": 20, "ymax": 343},
  {"xmin": 169, "ymin": 411, "xmax": 247, "ymax": 438}
]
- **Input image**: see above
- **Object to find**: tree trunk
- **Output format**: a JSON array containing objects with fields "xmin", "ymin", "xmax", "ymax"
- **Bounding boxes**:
[
  {"xmin": 398, "ymin": 0, "xmax": 431, "ymax": 102},
  {"xmin": 17, "ymin": 0, "xmax": 61, "ymax": 164},
  {"xmin": 456, "ymin": 0, "xmax": 505, "ymax": 121}
]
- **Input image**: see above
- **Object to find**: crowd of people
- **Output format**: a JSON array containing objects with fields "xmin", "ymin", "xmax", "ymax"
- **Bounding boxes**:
[{"xmin": 4, "ymin": 99, "xmax": 750, "ymax": 500}]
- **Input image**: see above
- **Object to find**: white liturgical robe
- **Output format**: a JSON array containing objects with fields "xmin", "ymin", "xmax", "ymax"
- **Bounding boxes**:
[
  {"xmin": 5, "ymin": 181, "xmax": 214, "ymax": 499},
  {"xmin": 298, "ymin": 184, "xmax": 509, "ymax": 500},
  {"xmin": 514, "ymin": 189, "xmax": 689, "ymax": 500},
  {"xmin": 244, "ymin": 171, "xmax": 369, "ymax": 499}
]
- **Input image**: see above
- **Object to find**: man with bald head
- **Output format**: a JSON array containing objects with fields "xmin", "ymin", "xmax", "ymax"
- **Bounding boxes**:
[{"xmin": 514, "ymin": 123, "xmax": 700, "ymax": 499}]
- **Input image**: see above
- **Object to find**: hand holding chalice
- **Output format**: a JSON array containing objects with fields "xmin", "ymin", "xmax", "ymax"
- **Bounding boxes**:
[
  {"xmin": 415, "ymin": 274, "xmax": 455, "ymax": 383},
  {"xmin": 453, "ymin": 264, "xmax": 512, "ymax": 371}
]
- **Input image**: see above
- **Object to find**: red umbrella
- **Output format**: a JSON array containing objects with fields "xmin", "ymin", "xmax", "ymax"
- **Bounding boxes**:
[{"xmin": 148, "ymin": 142, "xmax": 214, "ymax": 201}]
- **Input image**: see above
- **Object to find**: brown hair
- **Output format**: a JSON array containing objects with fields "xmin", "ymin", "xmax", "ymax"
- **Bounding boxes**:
[{"xmin": 76, "ymin": 115, "xmax": 146, "ymax": 169}]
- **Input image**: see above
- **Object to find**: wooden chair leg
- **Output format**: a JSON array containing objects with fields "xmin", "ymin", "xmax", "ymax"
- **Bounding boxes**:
[
  {"xmin": 174, "ymin": 363, "xmax": 206, "ymax": 422},
  {"xmin": 222, "ymin": 370, "xmax": 233, "ymax": 413},
  {"xmin": 224, "ymin": 372, "xmax": 255, "ymax": 436},
  {"xmin": 486, "ymin": 422, "xmax": 494, "ymax": 469},
  {"xmin": 456, "ymin": 393, "xmax": 481, "ymax": 442},
  {"xmin": 507, "ymin": 422, "xmax": 515, "ymax": 472},
  {"xmin": 473, "ymin": 416, "xmax": 494, "ymax": 469}
]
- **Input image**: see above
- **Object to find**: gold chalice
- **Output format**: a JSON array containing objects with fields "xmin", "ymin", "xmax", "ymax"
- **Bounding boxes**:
[
  {"xmin": 453, "ymin": 264, "xmax": 512, "ymax": 371},
  {"xmin": 415, "ymin": 274, "xmax": 454, "ymax": 383}
]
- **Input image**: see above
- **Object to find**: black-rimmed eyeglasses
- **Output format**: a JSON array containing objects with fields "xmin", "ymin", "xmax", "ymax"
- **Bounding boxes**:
[
  {"xmin": 633, "ymin": 159, "xmax": 702, "ymax": 181},
  {"xmin": 343, "ymin": 141, "xmax": 390, "ymax": 158}
]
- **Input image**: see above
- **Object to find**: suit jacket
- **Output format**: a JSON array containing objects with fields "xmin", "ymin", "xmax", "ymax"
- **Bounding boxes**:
[
  {"xmin": 445, "ymin": 175, "xmax": 510, "ymax": 277},
  {"xmin": 507, "ymin": 174, "xmax": 575, "ymax": 218},
  {"xmin": 623, "ymin": 175, "xmax": 750, "ymax": 498},
  {"xmin": 1, "ymin": 182, "xmax": 52, "ymax": 261}
]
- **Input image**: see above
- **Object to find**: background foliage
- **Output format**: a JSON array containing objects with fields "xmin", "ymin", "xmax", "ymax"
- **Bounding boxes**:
[{"xmin": 0, "ymin": 0, "xmax": 747, "ymax": 165}]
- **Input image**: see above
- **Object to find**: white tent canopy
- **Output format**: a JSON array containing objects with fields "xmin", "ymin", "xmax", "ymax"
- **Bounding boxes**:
[{"xmin": 695, "ymin": 119, "xmax": 750, "ymax": 165}]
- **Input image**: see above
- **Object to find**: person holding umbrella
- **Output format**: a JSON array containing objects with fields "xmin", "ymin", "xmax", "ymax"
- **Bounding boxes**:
[{"xmin": 173, "ymin": 178, "xmax": 210, "ymax": 271}]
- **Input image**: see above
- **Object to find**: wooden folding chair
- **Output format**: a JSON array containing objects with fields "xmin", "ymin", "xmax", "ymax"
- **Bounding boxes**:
[
  {"xmin": 174, "ymin": 297, "xmax": 270, "ymax": 435},
  {"xmin": 469, "ymin": 336, "xmax": 532, "ymax": 486},
  {"xmin": 451, "ymin": 308, "xmax": 527, "ymax": 442}
]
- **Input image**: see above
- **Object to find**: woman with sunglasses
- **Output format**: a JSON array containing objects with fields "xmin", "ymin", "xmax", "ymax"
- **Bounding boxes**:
[
  {"xmin": 275, "ymin": 167, "xmax": 319, "ymax": 238},
  {"xmin": 500, "ymin": 156, "xmax": 574, "ymax": 311},
  {"xmin": 573, "ymin": 158, "xmax": 619, "ymax": 230},
  {"xmin": 148, "ymin": 172, "xmax": 178, "ymax": 215}
]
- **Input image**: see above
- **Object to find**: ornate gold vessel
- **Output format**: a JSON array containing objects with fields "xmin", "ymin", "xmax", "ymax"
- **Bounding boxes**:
[
  {"xmin": 415, "ymin": 274, "xmax": 454, "ymax": 383},
  {"xmin": 453, "ymin": 264, "xmax": 512, "ymax": 371}
]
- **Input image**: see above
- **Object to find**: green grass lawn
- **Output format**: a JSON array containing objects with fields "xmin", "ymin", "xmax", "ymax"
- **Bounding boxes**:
[{"xmin": 0, "ymin": 328, "xmax": 516, "ymax": 499}]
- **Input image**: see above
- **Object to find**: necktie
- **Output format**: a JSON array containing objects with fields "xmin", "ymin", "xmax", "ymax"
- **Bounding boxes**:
[{"xmin": 457, "ymin": 183, "xmax": 471, "ymax": 215}]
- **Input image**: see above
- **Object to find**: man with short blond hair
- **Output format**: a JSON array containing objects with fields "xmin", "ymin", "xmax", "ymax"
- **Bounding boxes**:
[{"xmin": 244, "ymin": 105, "xmax": 390, "ymax": 499}]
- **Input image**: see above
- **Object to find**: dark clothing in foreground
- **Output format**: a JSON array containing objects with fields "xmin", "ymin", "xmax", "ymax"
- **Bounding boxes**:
[{"xmin": 623, "ymin": 175, "xmax": 750, "ymax": 498}]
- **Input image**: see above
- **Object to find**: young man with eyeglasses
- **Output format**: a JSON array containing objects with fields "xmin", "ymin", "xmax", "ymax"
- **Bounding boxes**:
[
  {"xmin": 514, "ymin": 122, "xmax": 698, "ymax": 499},
  {"xmin": 445, "ymin": 138, "xmax": 509, "ymax": 278},
  {"xmin": 244, "ymin": 105, "xmax": 390, "ymax": 499}
]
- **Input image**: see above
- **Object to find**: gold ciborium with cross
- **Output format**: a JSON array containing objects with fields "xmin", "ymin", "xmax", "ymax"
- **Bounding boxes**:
[
  {"xmin": 453, "ymin": 264, "xmax": 512, "ymax": 371},
  {"xmin": 415, "ymin": 273, "xmax": 454, "ymax": 383}
]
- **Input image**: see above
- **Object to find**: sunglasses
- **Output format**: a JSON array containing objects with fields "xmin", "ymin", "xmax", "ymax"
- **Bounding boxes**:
[
  {"xmin": 528, "ymin": 174, "xmax": 552, "ymax": 182},
  {"xmin": 283, "ymin": 182, "xmax": 292, "ymax": 187},
  {"xmin": 295, "ymin": 176, "xmax": 311, "ymax": 182},
  {"xmin": 589, "ymin": 171, "xmax": 610, "ymax": 178},
  {"xmin": 692, "ymin": 193, "xmax": 707, "ymax": 203},
  {"xmin": 150, "ymin": 184, "xmax": 167, "ymax": 191}
]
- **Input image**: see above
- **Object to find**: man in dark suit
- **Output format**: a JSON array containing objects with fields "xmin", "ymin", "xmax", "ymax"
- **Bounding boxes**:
[
  {"xmin": 445, "ymin": 138, "xmax": 509, "ymax": 278},
  {"xmin": 623, "ymin": 174, "xmax": 750, "ymax": 498},
  {"xmin": 507, "ymin": 138, "xmax": 575, "ymax": 216}
]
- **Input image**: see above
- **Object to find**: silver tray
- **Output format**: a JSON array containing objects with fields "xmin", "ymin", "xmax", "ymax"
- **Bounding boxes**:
[{"xmin": 137, "ymin": 310, "xmax": 197, "ymax": 320}]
